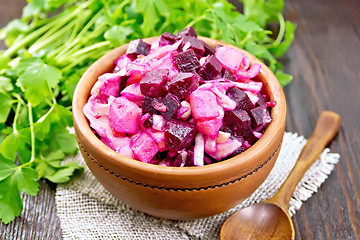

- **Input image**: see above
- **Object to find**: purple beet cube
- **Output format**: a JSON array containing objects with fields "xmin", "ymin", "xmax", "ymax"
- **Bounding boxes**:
[
  {"xmin": 143, "ymin": 115, "xmax": 154, "ymax": 128},
  {"xmin": 223, "ymin": 109, "xmax": 252, "ymax": 136},
  {"xmin": 222, "ymin": 68, "xmax": 236, "ymax": 81},
  {"xmin": 171, "ymin": 152, "xmax": 184, "ymax": 167},
  {"xmin": 204, "ymin": 42, "xmax": 216, "ymax": 56},
  {"xmin": 198, "ymin": 55, "xmax": 223, "ymax": 80},
  {"xmin": 142, "ymin": 96, "xmax": 160, "ymax": 115},
  {"xmin": 164, "ymin": 119, "xmax": 196, "ymax": 151},
  {"xmin": 119, "ymin": 75, "xmax": 129, "ymax": 93},
  {"xmin": 250, "ymin": 106, "xmax": 272, "ymax": 132},
  {"xmin": 181, "ymin": 36, "xmax": 205, "ymax": 56},
  {"xmin": 130, "ymin": 132, "xmax": 159, "ymax": 163},
  {"xmin": 184, "ymin": 150, "xmax": 195, "ymax": 167},
  {"xmin": 167, "ymin": 72, "xmax": 199, "ymax": 99},
  {"xmin": 126, "ymin": 39, "xmax": 151, "ymax": 57},
  {"xmin": 140, "ymin": 69, "xmax": 169, "ymax": 98},
  {"xmin": 159, "ymin": 32, "xmax": 177, "ymax": 46},
  {"xmin": 161, "ymin": 93, "xmax": 181, "ymax": 120},
  {"xmin": 227, "ymin": 87, "xmax": 254, "ymax": 112},
  {"xmin": 256, "ymin": 92, "xmax": 267, "ymax": 107},
  {"xmin": 176, "ymin": 26, "xmax": 197, "ymax": 39},
  {"xmin": 173, "ymin": 49, "xmax": 201, "ymax": 72}
]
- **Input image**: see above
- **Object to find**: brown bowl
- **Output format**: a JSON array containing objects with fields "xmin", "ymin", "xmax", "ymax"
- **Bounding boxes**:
[{"xmin": 72, "ymin": 36, "xmax": 286, "ymax": 220}]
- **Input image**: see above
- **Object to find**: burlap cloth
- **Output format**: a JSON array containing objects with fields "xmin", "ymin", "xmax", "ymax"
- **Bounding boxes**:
[{"xmin": 55, "ymin": 132, "xmax": 340, "ymax": 239}]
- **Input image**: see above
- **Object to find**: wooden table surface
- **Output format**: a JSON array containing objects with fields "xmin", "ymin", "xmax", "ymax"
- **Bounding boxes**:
[{"xmin": 1, "ymin": 0, "xmax": 359, "ymax": 239}]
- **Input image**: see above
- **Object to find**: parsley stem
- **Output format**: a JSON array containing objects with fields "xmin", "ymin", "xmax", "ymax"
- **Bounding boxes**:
[
  {"xmin": 60, "ymin": 41, "xmax": 111, "ymax": 72},
  {"xmin": 266, "ymin": 13, "xmax": 285, "ymax": 47},
  {"xmin": 68, "ymin": 41, "xmax": 111, "ymax": 59},
  {"xmin": 12, "ymin": 98, "xmax": 22, "ymax": 134},
  {"xmin": 238, "ymin": 32, "xmax": 252, "ymax": 48},
  {"xmin": 185, "ymin": 14, "xmax": 208, "ymax": 29},
  {"xmin": 28, "ymin": 103, "xmax": 36, "ymax": 163},
  {"xmin": 4, "ymin": 8, "xmax": 82, "ymax": 57},
  {"xmin": 28, "ymin": 15, "xmax": 80, "ymax": 54},
  {"xmin": 55, "ymin": 9, "xmax": 104, "ymax": 61}
]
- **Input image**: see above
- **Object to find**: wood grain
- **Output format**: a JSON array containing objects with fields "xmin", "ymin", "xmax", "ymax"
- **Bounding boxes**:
[
  {"xmin": 0, "ymin": 0, "xmax": 359, "ymax": 239},
  {"xmin": 283, "ymin": 0, "xmax": 360, "ymax": 239}
]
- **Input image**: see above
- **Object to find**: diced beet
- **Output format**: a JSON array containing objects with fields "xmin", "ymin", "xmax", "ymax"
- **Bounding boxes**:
[
  {"xmin": 164, "ymin": 119, "xmax": 196, "ymax": 151},
  {"xmin": 223, "ymin": 109, "xmax": 252, "ymax": 136},
  {"xmin": 108, "ymin": 97, "xmax": 142, "ymax": 134},
  {"xmin": 190, "ymin": 89, "xmax": 219, "ymax": 120},
  {"xmin": 176, "ymin": 26, "xmax": 197, "ymax": 39},
  {"xmin": 249, "ymin": 106, "xmax": 272, "ymax": 132},
  {"xmin": 181, "ymin": 36, "xmax": 205, "ymax": 56},
  {"xmin": 161, "ymin": 93, "xmax": 181, "ymax": 120},
  {"xmin": 126, "ymin": 39, "xmax": 151, "ymax": 57},
  {"xmin": 162, "ymin": 32, "xmax": 177, "ymax": 42},
  {"xmin": 256, "ymin": 92, "xmax": 267, "ymax": 107},
  {"xmin": 222, "ymin": 68, "xmax": 236, "ymax": 81},
  {"xmin": 244, "ymin": 133, "xmax": 258, "ymax": 146},
  {"xmin": 198, "ymin": 55, "xmax": 222, "ymax": 80},
  {"xmin": 140, "ymin": 69, "xmax": 168, "ymax": 98},
  {"xmin": 171, "ymin": 153, "xmax": 184, "ymax": 167},
  {"xmin": 203, "ymin": 154, "xmax": 213, "ymax": 165},
  {"xmin": 130, "ymin": 132, "xmax": 159, "ymax": 163},
  {"xmin": 143, "ymin": 114, "xmax": 153, "ymax": 128},
  {"xmin": 167, "ymin": 72, "xmax": 199, "ymax": 99},
  {"xmin": 142, "ymin": 96, "xmax": 160, "ymax": 115},
  {"xmin": 119, "ymin": 75, "xmax": 128, "ymax": 93},
  {"xmin": 173, "ymin": 49, "xmax": 201, "ymax": 72},
  {"xmin": 159, "ymin": 32, "xmax": 177, "ymax": 46},
  {"xmin": 184, "ymin": 150, "xmax": 195, "ymax": 166},
  {"xmin": 227, "ymin": 87, "xmax": 254, "ymax": 112},
  {"xmin": 203, "ymin": 42, "xmax": 216, "ymax": 56}
]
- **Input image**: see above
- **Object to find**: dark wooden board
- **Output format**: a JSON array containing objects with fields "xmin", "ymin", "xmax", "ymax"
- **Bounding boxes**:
[{"xmin": 1, "ymin": 0, "xmax": 359, "ymax": 239}]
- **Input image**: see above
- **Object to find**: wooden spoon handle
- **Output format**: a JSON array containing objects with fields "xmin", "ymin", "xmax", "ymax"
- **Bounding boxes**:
[{"xmin": 267, "ymin": 111, "xmax": 341, "ymax": 209}]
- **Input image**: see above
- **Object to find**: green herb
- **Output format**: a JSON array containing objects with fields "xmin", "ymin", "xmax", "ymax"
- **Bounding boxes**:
[{"xmin": 0, "ymin": 0, "xmax": 295, "ymax": 224}]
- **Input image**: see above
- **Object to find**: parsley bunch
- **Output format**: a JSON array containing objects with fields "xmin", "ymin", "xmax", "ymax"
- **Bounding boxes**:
[{"xmin": 0, "ymin": 0, "xmax": 295, "ymax": 224}]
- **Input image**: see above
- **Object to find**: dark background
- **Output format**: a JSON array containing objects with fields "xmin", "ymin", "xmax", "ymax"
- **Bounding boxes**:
[{"xmin": 1, "ymin": 0, "xmax": 359, "ymax": 239}]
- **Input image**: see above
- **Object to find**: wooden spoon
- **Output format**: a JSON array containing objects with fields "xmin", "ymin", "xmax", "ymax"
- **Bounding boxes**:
[{"xmin": 220, "ymin": 111, "xmax": 341, "ymax": 240}]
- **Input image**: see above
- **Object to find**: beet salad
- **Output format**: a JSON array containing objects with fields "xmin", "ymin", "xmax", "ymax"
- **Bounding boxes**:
[{"xmin": 83, "ymin": 27, "xmax": 275, "ymax": 167}]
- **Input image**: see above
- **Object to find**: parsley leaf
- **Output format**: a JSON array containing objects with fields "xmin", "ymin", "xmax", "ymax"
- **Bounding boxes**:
[
  {"xmin": 16, "ymin": 58, "xmax": 62, "ymax": 106},
  {"xmin": 0, "ymin": 155, "xmax": 39, "ymax": 224},
  {"xmin": 0, "ymin": 92, "xmax": 13, "ymax": 123},
  {"xmin": 0, "ymin": 128, "xmax": 30, "ymax": 161}
]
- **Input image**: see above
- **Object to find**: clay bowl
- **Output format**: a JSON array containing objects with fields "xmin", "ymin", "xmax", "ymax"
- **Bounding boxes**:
[{"xmin": 72, "ymin": 36, "xmax": 286, "ymax": 220}]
